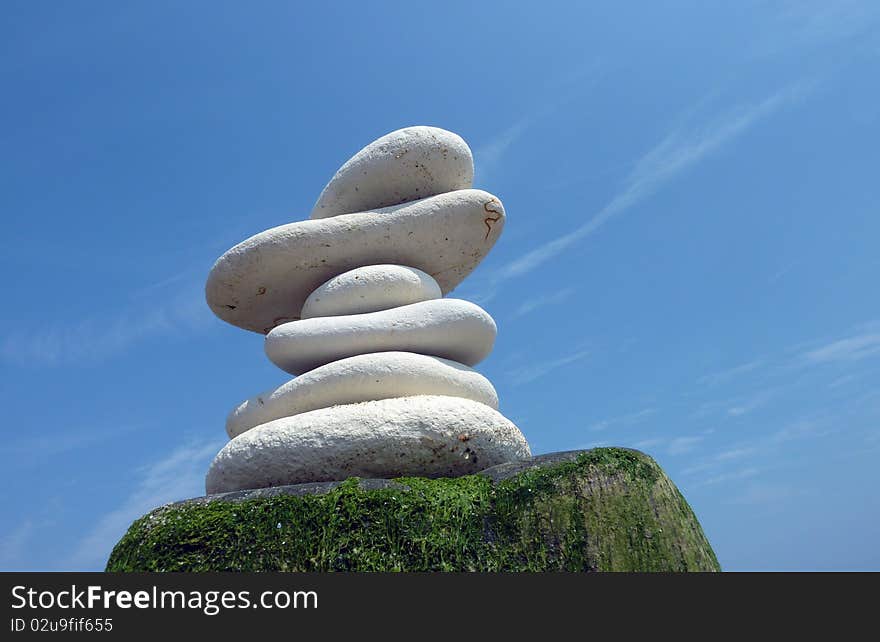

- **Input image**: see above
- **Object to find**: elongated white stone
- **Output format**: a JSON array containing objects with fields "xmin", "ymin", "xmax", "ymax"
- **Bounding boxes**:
[
  {"xmin": 206, "ymin": 189, "xmax": 505, "ymax": 334},
  {"xmin": 226, "ymin": 351, "xmax": 499, "ymax": 438},
  {"xmin": 206, "ymin": 395, "xmax": 530, "ymax": 493},
  {"xmin": 301, "ymin": 265, "xmax": 441, "ymax": 319},
  {"xmin": 310, "ymin": 126, "xmax": 474, "ymax": 219},
  {"xmin": 265, "ymin": 299, "xmax": 496, "ymax": 376}
]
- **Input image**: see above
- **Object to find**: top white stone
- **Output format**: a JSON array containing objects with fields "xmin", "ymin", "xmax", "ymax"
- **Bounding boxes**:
[
  {"xmin": 310, "ymin": 126, "xmax": 474, "ymax": 219},
  {"xmin": 205, "ymin": 189, "xmax": 505, "ymax": 334},
  {"xmin": 301, "ymin": 265, "xmax": 441, "ymax": 319}
]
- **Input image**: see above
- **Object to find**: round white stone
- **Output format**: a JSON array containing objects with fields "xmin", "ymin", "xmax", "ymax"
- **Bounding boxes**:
[
  {"xmin": 206, "ymin": 189, "xmax": 505, "ymax": 334},
  {"xmin": 265, "ymin": 299, "xmax": 496, "ymax": 376},
  {"xmin": 310, "ymin": 126, "xmax": 474, "ymax": 219},
  {"xmin": 226, "ymin": 351, "xmax": 499, "ymax": 438},
  {"xmin": 206, "ymin": 395, "xmax": 531, "ymax": 493},
  {"xmin": 300, "ymin": 265, "xmax": 441, "ymax": 319}
]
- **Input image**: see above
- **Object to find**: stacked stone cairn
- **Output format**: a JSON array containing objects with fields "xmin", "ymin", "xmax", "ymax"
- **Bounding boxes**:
[{"xmin": 204, "ymin": 126, "xmax": 531, "ymax": 494}]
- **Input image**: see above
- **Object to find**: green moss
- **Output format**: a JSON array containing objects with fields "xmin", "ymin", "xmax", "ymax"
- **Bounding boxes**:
[{"xmin": 106, "ymin": 448, "xmax": 720, "ymax": 572}]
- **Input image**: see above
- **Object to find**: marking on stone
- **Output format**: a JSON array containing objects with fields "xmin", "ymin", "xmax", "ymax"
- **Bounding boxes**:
[{"xmin": 483, "ymin": 199, "xmax": 502, "ymax": 239}]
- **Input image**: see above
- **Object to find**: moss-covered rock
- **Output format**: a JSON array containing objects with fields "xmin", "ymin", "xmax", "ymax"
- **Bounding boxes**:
[{"xmin": 106, "ymin": 448, "xmax": 720, "ymax": 572}]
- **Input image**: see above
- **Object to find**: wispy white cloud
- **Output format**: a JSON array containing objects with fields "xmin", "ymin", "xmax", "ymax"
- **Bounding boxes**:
[
  {"xmin": 683, "ymin": 416, "xmax": 834, "ymax": 484},
  {"xmin": 727, "ymin": 482, "xmax": 797, "ymax": 506},
  {"xmin": 453, "ymin": 285, "xmax": 498, "ymax": 308},
  {"xmin": 507, "ymin": 347, "xmax": 591, "ymax": 386},
  {"xmin": 546, "ymin": 59, "xmax": 605, "ymax": 92},
  {"xmin": 631, "ymin": 432, "xmax": 705, "ymax": 456},
  {"xmin": 684, "ymin": 320, "xmax": 880, "ymax": 423},
  {"xmin": 130, "ymin": 266, "xmax": 203, "ymax": 298},
  {"xmin": 667, "ymin": 435, "xmax": 704, "ymax": 456},
  {"xmin": 65, "ymin": 437, "xmax": 223, "ymax": 571},
  {"xmin": 589, "ymin": 407, "xmax": 656, "ymax": 432},
  {"xmin": 494, "ymin": 83, "xmax": 813, "ymax": 281},
  {"xmin": 574, "ymin": 439, "xmax": 612, "ymax": 450},
  {"xmin": 828, "ymin": 374, "xmax": 858, "ymax": 390},
  {"xmin": 681, "ymin": 447, "xmax": 758, "ymax": 476},
  {"xmin": 740, "ymin": 416, "xmax": 831, "ymax": 450},
  {"xmin": 0, "ymin": 520, "xmax": 34, "ymax": 570},
  {"xmin": 473, "ymin": 60, "xmax": 604, "ymax": 186},
  {"xmin": 691, "ymin": 397, "xmax": 745, "ymax": 420},
  {"xmin": 633, "ymin": 437, "xmax": 664, "ymax": 451},
  {"xmin": 1, "ymin": 280, "xmax": 211, "ymax": 367},
  {"xmin": 474, "ymin": 118, "xmax": 531, "ymax": 183},
  {"xmin": 804, "ymin": 332, "xmax": 880, "ymax": 364},
  {"xmin": 756, "ymin": 1, "xmax": 880, "ymax": 57},
  {"xmin": 698, "ymin": 359, "xmax": 765, "ymax": 387},
  {"xmin": 512, "ymin": 287, "xmax": 576, "ymax": 319},
  {"xmin": 691, "ymin": 383, "xmax": 786, "ymax": 420},
  {"xmin": 696, "ymin": 467, "xmax": 760, "ymax": 488},
  {"xmin": 766, "ymin": 419, "xmax": 835, "ymax": 446},
  {"xmin": 715, "ymin": 447, "xmax": 758, "ymax": 462},
  {"xmin": 768, "ymin": 261, "xmax": 799, "ymax": 284},
  {"xmin": 727, "ymin": 389, "xmax": 777, "ymax": 417},
  {"xmin": 4, "ymin": 424, "xmax": 142, "ymax": 464}
]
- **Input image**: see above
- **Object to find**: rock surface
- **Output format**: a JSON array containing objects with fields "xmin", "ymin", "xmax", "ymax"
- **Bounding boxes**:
[
  {"xmin": 265, "ymin": 299, "xmax": 497, "ymax": 375},
  {"xmin": 300, "ymin": 264, "xmax": 441, "ymax": 319},
  {"xmin": 206, "ymin": 189, "xmax": 505, "ymax": 334},
  {"xmin": 207, "ymin": 395, "xmax": 529, "ymax": 494},
  {"xmin": 310, "ymin": 126, "xmax": 474, "ymax": 219},
  {"xmin": 226, "ymin": 352, "xmax": 498, "ymax": 438},
  {"xmin": 107, "ymin": 448, "xmax": 721, "ymax": 572}
]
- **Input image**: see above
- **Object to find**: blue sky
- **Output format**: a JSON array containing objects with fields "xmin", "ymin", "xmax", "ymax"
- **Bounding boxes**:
[{"xmin": 1, "ymin": 1, "xmax": 879, "ymax": 571}]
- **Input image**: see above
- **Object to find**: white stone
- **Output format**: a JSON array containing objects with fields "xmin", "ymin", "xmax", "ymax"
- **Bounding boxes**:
[
  {"xmin": 226, "ymin": 352, "xmax": 498, "ymax": 438},
  {"xmin": 301, "ymin": 265, "xmax": 441, "ymax": 319},
  {"xmin": 206, "ymin": 395, "xmax": 531, "ymax": 493},
  {"xmin": 310, "ymin": 126, "xmax": 474, "ymax": 219},
  {"xmin": 265, "ymin": 299, "xmax": 496, "ymax": 376},
  {"xmin": 206, "ymin": 189, "xmax": 506, "ymax": 334}
]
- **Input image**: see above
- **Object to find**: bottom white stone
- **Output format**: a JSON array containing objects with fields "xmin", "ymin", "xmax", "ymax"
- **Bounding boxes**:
[{"xmin": 205, "ymin": 395, "xmax": 531, "ymax": 494}]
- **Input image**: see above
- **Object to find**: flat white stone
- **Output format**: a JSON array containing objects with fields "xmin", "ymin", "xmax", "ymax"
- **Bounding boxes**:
[
  {"xmin": 301, "ymin": 265, "xmax": 441, "ymax": 319},
  {"xmin": 310, "ymin": 126, "xmax": 474, "ymax": 219},
  {"xmin": 206, "ymin": 395, "xmax": 531, "ymax": 493},
  {"xmin": 265, "ymin": 299, "xmax": 496, "ymax": 375},
  {"xmin": 227, "ymin": 351, "xmax": 498, "ymax": 438},
  {"xmin": 206, "ymin": 189, "xmax": 506, "ymax": 334}
]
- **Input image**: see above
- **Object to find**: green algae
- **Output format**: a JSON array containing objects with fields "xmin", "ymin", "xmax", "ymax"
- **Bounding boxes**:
[{"xmin": 106, "ymin": 448, "xmax": 720, "ymax": 572}]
